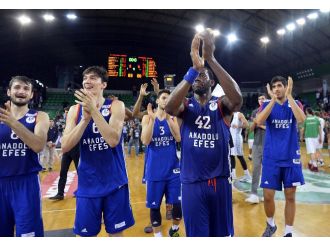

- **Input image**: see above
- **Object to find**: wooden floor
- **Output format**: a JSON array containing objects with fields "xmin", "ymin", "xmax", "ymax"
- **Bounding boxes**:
[{"xmin": 40, "ymin": 144, "xmax": 330, "ymax": 237}]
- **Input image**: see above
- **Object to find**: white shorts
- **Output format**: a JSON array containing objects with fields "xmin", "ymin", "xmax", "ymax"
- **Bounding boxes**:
[
  {"xmin": 317, "ymin": 132, "xmax": 324, "ymax": 149},
  {"xmin": 248, "ymin": 139, "xmax": 254, "ymax": 149},
  {"xmin": 305, "ymin": 138, "xmax": 319, "ymax": 154},
  {"xmin": 230, "ymin": 134, "xmax": 243, "ymax": 156}
]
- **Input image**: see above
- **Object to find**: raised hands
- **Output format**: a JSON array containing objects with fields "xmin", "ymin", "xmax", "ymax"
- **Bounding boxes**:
[
  {"xmin": 147, "ymin": 103, "xmax": 156, "ymax": 120},
  {"xmin": 74, "ymin": 89, "xmax": 97, "ymax": 120},
  {"xmin": 266, "ymin": 83, "xmax": 275, "ymax": 100},
  {"xmin": 139, "ymin": 83, "xmax": 149, "ymax": 97},
  {"xmin": 285, "ymin": 76, "xmax": 293, "ymax": 98},
  {"xmin": 151, "ymin": 78, "xmax": 160, "ymax": 94},
  {"xmin": 0, "ymin": 101, "xmax": 15, "ymax": 126},
  {"xmin": 199, "ymin": 28, "xmax": 216, "ymax": 61},
  {"xmin": 190, "ymin": 34, "xmax": 204, "ymax": 71}
]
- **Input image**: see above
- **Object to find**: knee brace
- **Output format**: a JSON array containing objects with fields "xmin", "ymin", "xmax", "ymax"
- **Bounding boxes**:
[
  {"xmin": 150, "ymin": 208, "xmax": 161, "ymax": 227},
  {"xmin": 172, "ymin": 203, "xmax": 182, "ymax": 221}
]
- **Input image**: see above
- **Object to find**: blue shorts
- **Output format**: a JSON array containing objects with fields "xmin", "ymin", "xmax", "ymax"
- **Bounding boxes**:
[
  {"xmin": 181, "ymin": 177, "xmax": 234, "ymax": 237},
  {"xmin": 74, "ymin": 184, "xmax": 135, "ymax": 236},
  {"xmin": 0, "ymin": 173, "xmax": 44, "ymax": 237},
  {"xmin": 146, "ymin": 176, "xmax": 181, "ymax": 209},
  {"xmin": 261, "ymin": 161, "xmax": 305, "ymax": 191}
]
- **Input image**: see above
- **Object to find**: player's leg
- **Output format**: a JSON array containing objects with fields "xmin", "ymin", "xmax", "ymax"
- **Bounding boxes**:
[
  {"xmin": 0, "ymin": 179, "xmax": 15, "ymax": 237},
  {"xmin": 260, "ymin": 162, "xmax": 281, "ymax": 237},
  {"xmin": 74, "ymin": 197, "xmax": 102, "ymax": 237},
  {"xmin": 282, "ymin": 165, "xmax": 304, "ymax": 237},
  {"xmin": 209, "ymin": 177, "xmax": 234, "ymax": 237},
  {"xmin": 14, "ymin": 174, "xmax": 44, "ymax": 237},
  {"xmin": 104, "ymin": 184, "xmax": 135, "ymax": 236},
  {"xmin": 181, "ymin": 182, "xmax": 209, "ymax": 236},
  {"xmin": 165, "ymin": 176, "xmax": 182, "ymax": 237},
  {"xmin": 146, "ymin": 181, "xmax": 166, "ymax": 237}
]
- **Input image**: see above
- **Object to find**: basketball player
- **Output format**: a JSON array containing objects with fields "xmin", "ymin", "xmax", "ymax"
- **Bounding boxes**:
[
  {"xmin": 0, "ymin": 76, "xmax": 49, "ymax": 237},
  {"xmin": 165, "ymin": 29, "xmax": 243, "ymax": 236},
  {"xmin": 61, "ymin": 66, "xmax": 134, "ymax": 237},
  {"xmin": 141, "ymin": 89, "xmax": 182, "ymax": 237},
  {"xmin": 256, "ymin": 76, "xmax": 306, "ymax": 237},
  {"xmin": 230, "ymin": 111, "xmax": 251, "ymax": 182},
  {"xmin": 314, "ymin": 111, "xmax": 325, "ymax": 167},
  {"xmin": 301, "ymin": 108, "xmax": 321, "ymax": 172},
  {"xmin": 133, "ymin": 81, "xmax": 173, "ymax": 233}
]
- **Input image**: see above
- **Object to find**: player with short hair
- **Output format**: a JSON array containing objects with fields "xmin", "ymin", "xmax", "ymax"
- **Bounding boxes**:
[
  {"xmin": 256, "ymin": 76, "xmax": 306, "ymax": 237},
  {"xmin": 141, "ymin": 89, "xmax": 182, "ymax": 237},
  {"xmin": 165, "ymin": 29, "xmax": 243, "ymax": 237},
  {"xmin": 61, "ymin": 66, "xmax": 134, "ymax": 237},
  {"xmin": 0, "ymin": 76, "xmax": 49, "ymax": 237}
]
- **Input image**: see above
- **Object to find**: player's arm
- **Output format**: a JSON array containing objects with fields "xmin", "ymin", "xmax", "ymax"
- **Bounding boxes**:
[
  {"xmin": 200, "ymin": 29, "xmax": 242, "ymax": 113},
  {"xmin": 166, "ymin": 34, "xmax": 204, "ymax": 117},
  {"xmin": 92, "ymin": 100, "xmax": 125, "ymax": 148},
  {"xmin": 0, "ymin": 102, "xmax": 49, "ymax": 153},
  {"xmin": 286, "ymin": 77, "xmax": 306, "ymax": 124},
  {"xmin": 141, "ymin": 107, "xmax": 155, "ymax": 145},
  {"xmin": 239, "ymin": 113, "xmax": 249, "ymax": 129},
  {"xmin": 255, "ymin": 84, "xmax": 276, "ymax": 125},
  {"xmin": 61, "ymin": 105, "xmax": 90, "ymax": 153},
  {"xmin": 132, "ymin": 83, "xmax": 148, "ymax": 119},
  {"xmin": 166, "ymin": 115, "xmax": 181, "ymax": 142}
]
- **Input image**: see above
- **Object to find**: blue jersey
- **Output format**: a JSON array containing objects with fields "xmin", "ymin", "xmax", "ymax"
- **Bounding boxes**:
[
  {"xmin": 145, "ymin": 118, "xmax": 180, "ymax": 181},
  {"xmin": 261, "ymin": 99, "xmax": 302, "ymax": 166},
  {"xmin": 0, "ymin": 109, "xmax": 42, "ymax": 178},
  {"xmin": 180, "ymin": 96, "xmax": 231, "ymax": 183},
  {"xmin": 76, "ymin": 99, "xmax": 128, "ymax": 197}
]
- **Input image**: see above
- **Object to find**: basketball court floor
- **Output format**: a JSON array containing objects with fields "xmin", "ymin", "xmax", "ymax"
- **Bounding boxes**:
[{"xmin": 40, "ymin": 144, "xmax": 330, "ymax": 237}]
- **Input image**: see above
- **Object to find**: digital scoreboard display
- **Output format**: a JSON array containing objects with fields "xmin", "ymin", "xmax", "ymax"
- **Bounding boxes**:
[{"xmin": 108, "ymin": 54, "xmax": 157, "ymax": 79}]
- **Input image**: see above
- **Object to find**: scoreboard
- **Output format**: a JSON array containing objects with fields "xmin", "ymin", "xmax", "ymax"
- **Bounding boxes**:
[{"xmin": 108, "ymin": 54, "xmax": 157, "ymax": 79}]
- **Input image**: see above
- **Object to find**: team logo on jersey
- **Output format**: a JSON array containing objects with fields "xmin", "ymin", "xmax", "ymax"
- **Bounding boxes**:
[
  {"xmin": 293, "ymin": 159, "xmax": 301, "ymax": 165},
  {"xmin": 102, "ymin": 108, "xmax": 110, "ymax": 117},
  {"xmin": 26, "ymin": 116, "xmax": 36, "ymax": 124},
  {"xmin": 209, "ymin": 102, "xmax": 218, "ymax": 111}
]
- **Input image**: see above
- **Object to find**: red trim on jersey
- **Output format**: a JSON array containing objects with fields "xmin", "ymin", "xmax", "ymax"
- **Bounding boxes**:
[{"xmin": 217, "ymin": 99, "xmax": 231, "ymax": 127}]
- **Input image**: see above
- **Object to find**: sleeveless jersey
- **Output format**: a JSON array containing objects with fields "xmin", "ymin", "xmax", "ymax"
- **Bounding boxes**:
[
  {"xmin": 145, "ymin": 117, "xmax": 180, "ymax": 181},
  {"xmin": 76, "ymin": 98, "xmax": 128, "ymax": 197},
  {"xmin": 0, "ymin": 109, "xmax": 42, "ymax": 177},
  {"xmin": 180, "ymin": 96, "xmax": 231, "ymax": 183},
  {"xmin": 261, "ymin": 99, "xmax": 302, "ymax": 166}
]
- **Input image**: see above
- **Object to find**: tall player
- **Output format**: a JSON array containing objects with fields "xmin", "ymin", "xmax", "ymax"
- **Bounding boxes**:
[
  {"xmin": 61, "ymin": 66, "xmax": 134, "ymax": 237},
  {"xmin": 0, "ymin": 76, "xmax": 49, "ymax": 237},
  {"xmin": 141, "ymin": 89, "xmax": 182, "ymax": 237},
  {"xmin": 256, "ymin": 76, "xmax": 306, "ymax": 237},
  {"xmin": 165, "ymin": 29, "xmax": 243, "ymax": 237}
]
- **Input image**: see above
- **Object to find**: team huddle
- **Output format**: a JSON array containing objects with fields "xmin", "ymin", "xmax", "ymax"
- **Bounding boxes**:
[{"xmin": 0, "ymin": 29, "xmax": 306, "ymax": 237}]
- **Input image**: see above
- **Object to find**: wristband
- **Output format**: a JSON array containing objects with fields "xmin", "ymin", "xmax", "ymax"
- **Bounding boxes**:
[{"xmin": 183, "ymin": 67, "xmax": 199, "ymax": 85}]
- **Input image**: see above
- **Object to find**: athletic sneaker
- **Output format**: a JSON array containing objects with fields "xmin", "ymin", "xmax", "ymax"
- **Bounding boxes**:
[
  {"xmin": 284, "ymin": 233, "xmax": 292, "ymax": 237},
  {"xmin": 239, "ymin": 174, "xmax": 252, "ymax": 183},
  {"xmin": 248, "ymin": 155, "xmax": 252, "ymax": 161},
  {"xmin": 245, "ymin": 194, "xmax": 260, "ymax": 204},
  {"xmin": 311, "ymin": 165, "xmax": 319, "ymax": 172},
  {"xmin": 144, "ymin": 224, "xmax": 153, "ymax": 234},
  {"xmin": 262, "ymin": 222, "xmax": 277, "ymax": 237},
  {"xmin": 231, "ymin": 172, "xmax": 237, "ymax": 180},
  {"xmin": 169, "ymin": 227, "xmax": 180, "ymax": 237},
  {"xmin": 49, "ymin": 194, "xmax": 64, "ymax": 200}
]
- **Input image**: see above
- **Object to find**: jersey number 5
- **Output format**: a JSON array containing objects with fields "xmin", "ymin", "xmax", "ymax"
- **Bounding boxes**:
[{"xmin": 195, "ymin": 116, "xmax": 211, "ymax": 129}]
